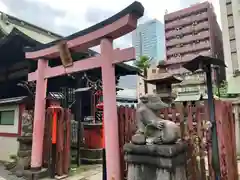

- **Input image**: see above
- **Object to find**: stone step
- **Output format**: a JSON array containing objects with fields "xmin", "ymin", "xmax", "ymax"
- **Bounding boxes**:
[{"xmin": 80, "ymin": 158, "xmax": 102, "ymax": 164}]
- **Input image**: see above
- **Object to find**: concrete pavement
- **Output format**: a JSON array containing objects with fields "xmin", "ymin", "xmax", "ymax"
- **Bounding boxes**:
[{"xmin": 0, "ymin": 164, "xmax": 102, "ymax": 180}]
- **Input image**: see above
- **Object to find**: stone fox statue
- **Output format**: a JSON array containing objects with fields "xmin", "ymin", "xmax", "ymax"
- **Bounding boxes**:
[{"xmin": 133, "ymin": 94, "xmax": 180, "ymax": 145}]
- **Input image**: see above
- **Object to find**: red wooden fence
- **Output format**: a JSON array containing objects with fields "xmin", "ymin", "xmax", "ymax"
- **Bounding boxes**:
[
  {"xmin": 117, "ymin": 100, "xmax": 238, "ymax": 180},
  {"xmin": 160, "ymin": 100, "xmax": 238, "ymax": 180},
  {"xmin": 118, "ymin": 106, "xmax": 136, "ymax": 180},
  {"xmin": 43, "ymin": 108, "xmax": 71, "ymax": 176}
]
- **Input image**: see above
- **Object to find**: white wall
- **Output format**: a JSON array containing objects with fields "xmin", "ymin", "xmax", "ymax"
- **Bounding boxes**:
[
  {"xmin": 0, "ymin": 105, "xmax": 20, "ymax": 162},
  {"xmin": 0, "ymin": 137, "xmax": 18, "ymax": 162}
]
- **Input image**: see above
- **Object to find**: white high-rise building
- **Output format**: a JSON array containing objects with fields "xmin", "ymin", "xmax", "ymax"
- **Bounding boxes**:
[
  {"xmin": 132, "ymin": 19, "xmax": 165, "ymax": 99},
  {"xmin": 220, "ymin": 0, "xmax": 240, "ymax": 93},
  {"xmin": 132, "ymin": 19, "xmax": 165, "ymax": 66}
]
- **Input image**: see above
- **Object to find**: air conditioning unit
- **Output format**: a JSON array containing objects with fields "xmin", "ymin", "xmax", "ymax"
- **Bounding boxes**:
[{"xmin": 233, "ymin": 69, "xmax": 240, "ymax": 77}]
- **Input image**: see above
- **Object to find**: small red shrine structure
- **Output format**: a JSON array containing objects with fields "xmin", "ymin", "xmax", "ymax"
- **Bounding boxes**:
[{"xmin": 25, "ymin": 2, "xmax": 144, "ymax": 180}]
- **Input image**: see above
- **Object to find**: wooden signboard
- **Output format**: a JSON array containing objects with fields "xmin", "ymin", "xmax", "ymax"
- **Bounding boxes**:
[{"xmin": 58, "ymin": 41, "xmax": 73, "ymax": 67}]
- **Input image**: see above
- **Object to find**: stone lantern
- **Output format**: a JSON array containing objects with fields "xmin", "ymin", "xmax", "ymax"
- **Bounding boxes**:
[{"xmin": 145, "ymin": 63, "xmax": 182, "ymax": 104}]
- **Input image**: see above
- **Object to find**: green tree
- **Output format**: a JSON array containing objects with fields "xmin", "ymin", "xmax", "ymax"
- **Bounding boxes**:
[
  {"xmin": 134, "ymin": 56, "xmax": 151, "ymax": 94},
  {"xmin": 213, "ymin": 80, "xmax": 229, "ymax": 98}
]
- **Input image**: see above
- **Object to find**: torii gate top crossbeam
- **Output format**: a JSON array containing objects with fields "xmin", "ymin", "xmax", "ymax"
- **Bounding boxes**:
[{"xmin": 24, "ymin": 1, "xmax": 144, "ymax": 60}]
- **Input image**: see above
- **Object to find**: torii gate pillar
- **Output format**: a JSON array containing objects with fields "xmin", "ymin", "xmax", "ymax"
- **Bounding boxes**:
[
  {"xmin": 101, "ymin": 38, "xmax": 121, "ymax": 178},
  {"xmin": 31, "ymin": 59, "xmax": 48, "ymax": 170}
]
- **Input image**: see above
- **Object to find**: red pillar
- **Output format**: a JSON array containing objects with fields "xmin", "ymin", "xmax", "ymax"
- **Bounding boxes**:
[
  {"xmin": 31, "ymin": 59, "xmax": 48, "ymax": 169},
  {"xmin": 101, "ymin": 38, "xmax": 121, "ymax": 180}
]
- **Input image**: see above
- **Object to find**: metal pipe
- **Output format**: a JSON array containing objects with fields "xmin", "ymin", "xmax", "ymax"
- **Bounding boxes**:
[{"xmin": 205, "ymin": 64, "xmax": 220, "ymax": 179}]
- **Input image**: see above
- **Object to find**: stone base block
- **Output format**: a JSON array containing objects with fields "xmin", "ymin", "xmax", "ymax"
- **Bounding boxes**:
[
  {"xmin": 80, "ymin": 148, "xmax": 103, "ymax": 164},
  {"xmin": 124, "ymin": 142, "xmax": 188, "ymax": 180},
  {"xmin": 127, "ymin": 164, "xmax": 186, "ymax": 180},
  {"xmin": 22, "ymin": 168, "xmax": 48, "ymax": 180}
]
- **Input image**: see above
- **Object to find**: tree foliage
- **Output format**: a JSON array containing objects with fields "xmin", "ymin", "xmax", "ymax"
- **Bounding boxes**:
[
  {"xmin": 134, "ymin": 56, "xmax": 151, "ymax": 94},
  {"xmin": 134, "ymin": 55, "xmax": 151, "ymax": 71},
  {"xmin": 213, "ymin": 80, "xmax": 237, "ymax": 98}
]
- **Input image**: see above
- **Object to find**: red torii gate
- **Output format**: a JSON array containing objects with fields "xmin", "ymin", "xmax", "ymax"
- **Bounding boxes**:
[{"xmin": 25, "ymin": 2, "xmax": 144, "ymax": 180}]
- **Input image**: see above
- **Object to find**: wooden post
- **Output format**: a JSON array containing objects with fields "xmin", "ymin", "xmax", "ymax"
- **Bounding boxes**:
[
  {"xmin": 31, "ymin": 59, "xmax": 48, "ymax": 169},
  {"xmin": 205, "ymin": 64, "xmax": 220, "ymax": 178},
  {"xmin": 75, "ymin": 76, "xmax": 87, "ymax": 166},
  {"xmin": 101, "ymin": 38, "xmax": 121, "ymax": 180}
]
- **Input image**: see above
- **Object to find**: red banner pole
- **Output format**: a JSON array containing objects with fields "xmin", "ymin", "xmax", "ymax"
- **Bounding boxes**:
[
  {"xmin": 52, "ymin": 111, "xmax": 57, "ymax": 144},
  {"xmin": 50, "ymin": 109, "xmax": 57, "ymax": 178}
]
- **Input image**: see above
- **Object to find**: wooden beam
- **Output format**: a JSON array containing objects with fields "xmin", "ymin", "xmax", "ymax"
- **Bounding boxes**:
[
  {"xmin": 28, "ymin": 55, "xmax": 102, "ymax": 81},
  {"xmin": 28, "ymin": 47, "xmax": 135, "ymax": 81},
  {"xmin": 112, "ymin": 47, "xmax": 135, "ymax": 64},
  {"xmin": 25, "ymin": 14, "xmax": 137, "ymax": 59}
]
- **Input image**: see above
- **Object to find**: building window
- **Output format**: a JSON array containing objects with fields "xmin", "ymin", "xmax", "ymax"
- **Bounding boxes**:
[
  {"xmin": 231, "ymin": 52, "xmax": 239, "ymax": 71},
  {"xmin": 227, "ymin": 15, "xmax": 234, "ymax": 28},
  {"xmin": 226, "ymin": 3, "xmax": 233, "ymax": 15},
  {"xmin": 152, "ymin": 69, "xmax": 157, "ymax": 73},
  {"xmin": 192, "ymin": 31, "xmax": 199, "ymax": 36},
  {"xmin": 176, "ymin": 27, "xmax": 182, "ymax": 31},
  {"xmin": 192, "ymin": 21, "xmax": 197, "ymax": 26},
  {"xmin": 230, "ymin": 39, "xmax": 237, "ymax": 52},
  {"xmin": 229, "ymin": 27, "xmax": 235, "ymax": 40},
  {"xmin": 0, "ymin": 110, "xmax": 15, "ymax": 125}
]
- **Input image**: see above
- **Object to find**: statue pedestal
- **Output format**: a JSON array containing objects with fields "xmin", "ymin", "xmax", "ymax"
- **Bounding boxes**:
[{"xmin": 124, "ymin": 142, "xmax": 188, "ymax": 180}]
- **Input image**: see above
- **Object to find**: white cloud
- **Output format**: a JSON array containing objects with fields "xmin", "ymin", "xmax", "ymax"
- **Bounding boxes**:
[
  {"xmin": 27, "ymin": 0, "xmax": 221, "ymax": 46},
  {"xmin": 27, "ymin": 0, "xmax": 220, "ymax": 23},
  {"xmin": 21, "ymin": 0, "xmax": 184, "ymax": 30},
  {"xmin": 0, "ymin": 1, "xmax": 9, "ymax": 14},
  {"xmin": 0, "ymin": 0, "xmax": 222, "ymax": 49}
]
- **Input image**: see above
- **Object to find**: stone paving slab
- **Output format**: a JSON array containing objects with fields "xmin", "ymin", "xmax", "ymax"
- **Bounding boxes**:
[
  {"xmin": 85, "ymin": 172, "xmax": 101, "ymax": 180},
  {"xmin": 41, "ymin": 165, "xmax": 102, "ymax": 180},
  {"xmin": 64, "ymin": 166, "xmax": 102, "ymax": 180},
  {"xmin": 0, "ymin": 164, "xmax": 25, "ymax": 180},
  {"xmin": 0, "ymin": 163, "xmax": 102, "ymax": 180}
]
